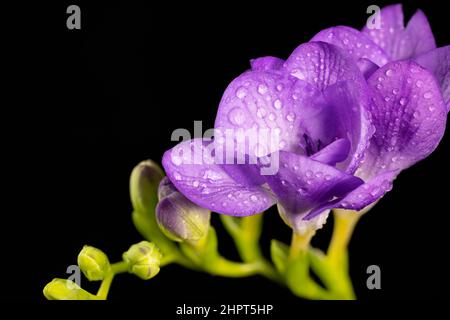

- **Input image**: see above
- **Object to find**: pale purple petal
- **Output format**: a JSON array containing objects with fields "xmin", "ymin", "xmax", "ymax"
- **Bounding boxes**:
[
  {"xmin": 358, "ymin": 61, "xmax": 447, "ymax": 181},
  {"xmin": 265, "ymin": 151, "xmax": 363, "ymax": 218},
  {"xmin": 250, "ymin": 56, "xmax": 284, "ymax": 71},
  {"xmin": 311, "ymin": 26, "xmax": 389, "ymax": 66},
  {"xmin": 362, "ymin": 4, "xmax": 436, "ymax": 60},
  {"xmin": 414, "ymin": 46, "xmax": 450, "ymax": 107},
  {"xmin": 162, "ymin": 138, "xmax": 276, "ymax": 216},
  {"xmin": 305, "ymin": 169, "xmax": 399, "ymax": 219},
  {"xmin": 357, "ymin": 58, "xmax": 379, "ymax": 79},
  {"xmin": 310, "ymin": 138, "xmax": 350, "ymax": 166},
  {"xmin": 283, "ymin": 41, "xmax": 366, "ymax": 91},
  {"xmin": 213, "ymin": 68, "xmax": 327, "ymax": 157}
]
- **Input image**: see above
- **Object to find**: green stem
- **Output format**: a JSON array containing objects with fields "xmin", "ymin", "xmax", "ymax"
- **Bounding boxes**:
[
  {"xmin": 220, "ymin": 214, "xmax": 282, "ymax": 284},
  {"xmin": 96, "ymin": 261, "xmax": 129, "ymax": 300}
]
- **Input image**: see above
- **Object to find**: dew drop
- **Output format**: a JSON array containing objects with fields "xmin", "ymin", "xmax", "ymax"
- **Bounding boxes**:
[
  {"xmin": 415, "ymin": 80, "xmax": 423, "ymax": 88},
  {"xmin": 250, "ymin": 195, "xmax": 258, "ymax": 202},
  {"xmin": 268, "ymin": 113, "xmax": 276, "ymax": 121},
  {"xmin": 236, "ymin": 86, "xmax": 247, "ymax": 99},
  {"xmin": 399, "ymin": 97, "xmax": 407, "ymax": 106},
  {"xmin": 257, "ymin": 84, "xmax": 268, "ymax": 95},
  {"xmin": 173, "ymin": 172, "xmax": 182, "ymax": 180},
  {"xmin": 423, "ymin": 92, "xmax": 432, "ymax": 99},
  {"xmin": 392, "ymin": 88, "xmax": 399, "ymax": 95},
  {"xmin": 286, "ymin": 112, "xmax": 295, "ymax": 122},
  {"xmin": 385, "ymin": 69, "xmax": 394, "ymax": 77},
  {"xmin": 192, "ymin": 180, "xmax": 199, "ymax": 188},
  {"xmin": 256, "ymin": 108, "xmax": 266, "ymax": 118},
  {"xmin": 413, "ymin": 111, "xmax": 420, "ymax": 118},
  {"xmin": 273, "ymin": 99, "xmax": 283, "ymax": 110},
  {"xmin": 276, "ymin": 84, "xmax": 284, "ymax": 91},
  {"xmin": 228, "ymin": 107, "xmax": 246, "ymax": 125}
]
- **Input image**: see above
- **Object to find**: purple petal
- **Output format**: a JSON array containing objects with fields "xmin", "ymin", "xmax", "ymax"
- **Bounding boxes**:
[
  {"xmin": 213, "ymin": 68, "xmax": 326, "ymax": 156},
  {"xmin": 358, "ymin": 60, "xmax": 447, "ymax": 181},
  {"xmin": 320, "ymin": 81, "xmax": 374, "ymax": 174},
  {"xmin": 265, "ymin": 151, "xmax": 364, "ymax": 218},
  {"xmin": 162, "ymin": 138, "xmax": 276, "ymax": 216},
  {"xmin": 357, "ymin": 58, "xmax": 379, "ymax": 79},
  {"xmin": 311, "ymin": 26, "xmax": 389, "ymax": 66},
  {"xmin": 414, "ymin": 46, "xmax": 450, "ymax": 107},
  {"xmin": 283, "ymin": 41, "xmax": 365, "ymax": 92},
  {"xmin": 250, "ymin": 56, "xmax": 284, "ymax": 71},
  {"xmin": 305, "ymin": 169, "xmax": 399, "ymax": 219},
  {"xmin": 310, "ymin": 138, "xmax": 350, "ymax": 166},
  {"xmin": 362, "ymin": 5, "xmax": 436, "ymax": 60}
]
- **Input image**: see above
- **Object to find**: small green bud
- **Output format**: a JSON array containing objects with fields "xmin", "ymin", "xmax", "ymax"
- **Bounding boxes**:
[
  {"xmin": 156, "ymin": 178, "xmax": 211, "ymax": 243},
  {"xmin": 130, "ymin": 160, "xmax": 164, "ymax": 214},
  {"xmin": 43, "ymin": 278, "xmax": 97, "ymax": 300},
  {"xmin": 122, "ymin": 241, "xmax": 162, "ymax": 280},
  {"xmin": 77, "ymin": 245, "xmax": 111, "ymax": 281}
]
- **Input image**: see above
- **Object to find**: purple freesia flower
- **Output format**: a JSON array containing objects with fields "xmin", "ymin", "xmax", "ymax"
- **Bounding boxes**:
[
  {"xmin": 161, "ymin": 8, "xmax": 448, "ymax": 232},
  {"xmin": 311, "ymin": 4, "xmax": 450, "ymax": 108}
]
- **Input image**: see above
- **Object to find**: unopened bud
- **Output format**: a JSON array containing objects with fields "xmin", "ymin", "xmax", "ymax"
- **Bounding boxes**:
[
  {"xmin": 130, "ymin": 160, "xmax": 164, "ymax": 214},
  {"xmin": 122, "ymin": 241, "xmax": 162, "ymax": 280},
  {"xmin": 77, "ymin": 245, "xmax": 111, "ymax": 281},
  {"xmin": 156, "ymin": 179, "xmax": 210, "ymax": 243},
  {"xmin": 43, "ymin": 279, "xmax": 97, "ymax": 300}
]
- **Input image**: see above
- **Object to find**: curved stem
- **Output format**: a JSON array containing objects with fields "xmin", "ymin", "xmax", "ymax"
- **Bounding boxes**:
[
  {"xmin": 220, "ymin": 214, "xmax": 282, "ymax": 284},
  {"xmin": 96, "ymin": 261, "xmax": 129, "ymax": 300}
]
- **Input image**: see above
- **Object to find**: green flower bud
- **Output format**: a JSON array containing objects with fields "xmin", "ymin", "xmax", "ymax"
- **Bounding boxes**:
[
  {"xmin": 43, "ymin": 279, "xmax": 97, "ymax": 300},
  {"xmin": 77, "ymin": 245, "xmax": 111, "ymax": 281},
  {"xmin": 130, "ymin": 160, "xmax": 164, "ymax": 214},
  {"xmin": 156, "ymin": 178, "xmax": 210, "ymax": 243},
  {"xmin": 122, "ymin": 241, "xmax": 162, "ymax": 280}
]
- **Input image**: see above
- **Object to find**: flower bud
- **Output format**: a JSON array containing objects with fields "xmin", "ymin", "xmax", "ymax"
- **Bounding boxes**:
[
  {"xmin": 122, "ymin": 241, "xmax": 162, "ymax": 280},
  {"xmin": 156, "ymin": 180, "xmax": 210, "ymax": 243},
  {"xmin": 77, "ymin": 245, "xmax": 111, "ymax": 281},
  {"xmin": 157, "ymin": 176, "xmax": 178, "ymax": 200},
  {"xmin": 130, "ymin": 160, "xmax": 164, "ymax": 214},
  {"xmin": 43, "ymin": 279, "xmax": 97, "ymax": 300}
]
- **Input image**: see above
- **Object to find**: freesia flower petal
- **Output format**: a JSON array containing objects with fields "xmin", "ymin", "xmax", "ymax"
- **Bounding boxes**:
[
  {"xmin": 265, "ymin": 151, "xmax": 364, "ymax": 218},
  {"xmin": 305, "ymin": 169, "xmax": 399, "ymax": 219},
  {"xmin": 357, "ymin": 58, "xmax": 380, "ymax": 79},
  {"xmin": 283, "ymin": 41, "xmax": 365, "ymax": 92},
  {"xmin": 310, "ymin": 138, "xmax": 350, "ymax": 166},
  {"xmin": 213, "ymin": 68, "xmax": 324, "ymax": 156},
  {"xmin": 311, "ymin": 26, "xmax": 389, "ymax": 66},
  {"xmin": 362, "ymin": 4, "xmax": 436, "ymax": 60},
  {"xmin": 358, "ymin": 61, "xmax": 447, "ymax": 180},
  {"xmin": 250, "ymin": 56, "xmax": 284, "ymax": 71},
  {"xmin": 414, "ymin": 46, "xmax": 450, "ymax": 108},
  {"xmin": 162, "ymin": 138, "xmax": 276, "ymax": 216}
]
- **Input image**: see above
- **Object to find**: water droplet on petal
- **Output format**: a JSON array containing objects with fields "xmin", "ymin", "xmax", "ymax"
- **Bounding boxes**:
[
  {"xmin": 236, "ymin": 86, "xmax": 247, "ymax": 99},
  {"xmin": 423, "ymin": 92, "xmax": 432, "ymax": 99},
  {"xmin": 385, "ymin": 69, "xmax": 394, "ymax": 77},
  {"xmin": 256, "ymin": 108, "xmax": 266, "ymax": 118},
  {"xmin": 399, "ymin": 97, "xmax": 407, "ymax": 105},
  {"xmin": 250, "ymin": 195, "xmax": 258, "ymax": 202},
  {"xmin": 257, "ymin": 84, "xmax": 268, "ymax": 95},
  {"xmin": 415, "ymin": 80, "xmax": 423, "ymax": 88},
  {"xmin": 268, "ymin": 113, "xmax": 276, "ymax": 121},
  {"xmin": 228, "ymin": 107, "xmax": 246, "ymax": 125},
  {"xmin": 192, "ymin": 180, "xmax": 199, "ymax": 187},
  {"xmin": 173, "ymin": 172, "xmax": 182, "ymax": 180},
  {"xmin": 286, "ymin": 112, "xmax": 295, "ymax": 122},
  {"xmin": 392, "ymin": 88, "xmax": 399, "ymax": 95},
  {"xmin": 273, "ymin": 99, "xmax": 283, "ymax": 110},
  {"xmin": 413, "ymin": 111, "xmax": 420, "ymax": 118},
  {"xmin": 276, "ymin": 84, "xmax": 284, "ymax": 91}
]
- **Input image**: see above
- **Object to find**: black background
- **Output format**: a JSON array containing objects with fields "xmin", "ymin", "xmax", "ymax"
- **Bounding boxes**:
[{"xmin": 3, "ymin": 0, "xmax": 449, "ymax": 306}]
